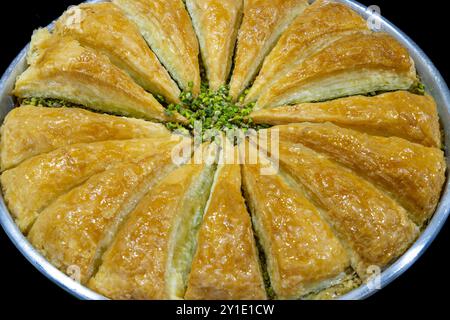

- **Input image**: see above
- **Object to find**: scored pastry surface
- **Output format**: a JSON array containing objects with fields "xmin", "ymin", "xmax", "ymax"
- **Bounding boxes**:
[
  {"xmin": 229, "ymin": 0, "xmax": 309, "ymax": 99},
  {"xmin": 269, "ymin": 123, "xmax": 446, "ymax": 226},
  {"xmin": 245, "ymin": 0, "xmax": 369, "ymax": 103},
  {"xmin": 254, "ymin": 32, "xmax": 417, "ymax": 109},
  {"xmin": 0, "ymin": 105, "xmax": 171, "ymax": 171},
  {"xmin": 1, "ymin": 138, "xmax": 187, "ymax": 233},
  {"xmin": 241, "ymin": 142, "xmax": 350, "ymax": 299},
  {"xmin": 260, "ymin": 140, "xmax": 420, "ymax": 278},
  {"xmin": 28, "ymin": 155, "xmax": 178, "ymax": 284},
  {"xmin": 186, "ymin": 0, "xmax": 243, "ymax": 91},
  {"xmin": 89, "ymin": 149, "xmax": 216, "ymax": 300},
  {"xmin": 250, "ymin": 91, "xmax": 441, "ymax": 148},
  {"xmin": 185, "ymin": 143, "xmax": 267, "ymax": 300}
]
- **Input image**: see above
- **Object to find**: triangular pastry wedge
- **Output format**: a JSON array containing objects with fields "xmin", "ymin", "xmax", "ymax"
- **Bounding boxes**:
[
  {"xmin": 250, "ymin": 91, "xmax": 441, "ymax": 148},
  {"xmin": 241, "ymin": 142, "xmax": 350, "ymax": 299},
  {"xmin": 13, "ymin": 29, "xmax": 185, "ymax": 123},
  {"xmin": 89, "ymin": 144, "xmax": 218, "ymax": 299},
  {"xmin": 229, "ymin": 0, "xmax": 309, "ymax": 99},
  {"xmin": 55, "ymin": 3, "xmax": 181, "ymax": 103},
  {"xmin": 269, "ymin": 122, "xmax": 446, "ymax": 226},
  {"xmin": 113, "ymin": 0, "xmax": 201, "ymax": 95},
  {"xmin": 0, "ymin": 105, "xmax": 171, "ymax": 171},
  {"xmin": 186, "ymin": 0, "xmax": 243, "ymax": 91},
  {"xmin": 245, "ymin": 0, "xmax": 369, "ymax": 103},
  {"xmin": 254, "ymin": 32, "xmax": 417, "ymax": 109},
  {"xmin": 1, "ymin": 138, "xmax": 189, "ymax": 233},
  {"xmin": 260, "ymin": 139, "xmax": 419, "ymax": 278},
  {"xmin": 28, "ymin": 154, "xmax": 180, "ymax": 284},
  {"xmin": 185, "ymin": 142, "xmax": 266, "ymax": 300}
]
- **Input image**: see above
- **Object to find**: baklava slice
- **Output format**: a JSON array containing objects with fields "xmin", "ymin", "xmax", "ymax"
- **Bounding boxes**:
[
  {"xmin": 0, "ymin": 106, "xmax": 171, "ymax": 171},
  {"xmin": 113, "ymin": 0, "xmax": 201, "ymax": 94},
  {"xmin": 1, "ymin": 137, "xmax": 189, "ymax": 233},
  {"xmin": 229, "ymin": 0, "xmax": 308, "ymax": 99},
  {"xmin": 13, "ymin": 29, "xmax": 185, "ymax": 123},
  {"xmin": 261, "ymin": 140, "xmax": 419, "ymax": 278},
  {"xmin": 250, "ymin": 91, "xmax": 441, "ymax": 148},
  {"xmin": 254, "ymin": 32, "xmax": 417, "ymax": 109},
  {"xmin": 241, "ymin": 143, "xmax": 350, "ymax": 299},
  {"xmin": 186, "ymin": 0, "xmax": 243, "ymax": 91},
  {"xmin": 55, "ymin": 2, "xmax": 181, "ymax": 103},
  {"xmin": 185, "ymin": 143, "xmax": 266, "ymax": 300},
  {"xmin": 28, "ymin": 154, "xmax": 179, "ymax": 284},
  {"xmin": 245, "ymin": 0, "xmax": 368, "ymax": 103},
  {"xmin": 269, "ymin": 123, "xmax": 446, "ymax": 226},
  {"xmin": 89, "ymin": 145, "xmax": 217, "ymax": 299}
]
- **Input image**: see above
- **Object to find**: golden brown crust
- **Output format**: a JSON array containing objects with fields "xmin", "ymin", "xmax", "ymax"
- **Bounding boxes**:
[
  {"xmin": 241, "ymin": 147, "xmax": 350, "ymax": 299},
  {"xmin": 0, "ymin": 105, "xmax": 171, "ymax": 171},
  {"xmin": 229, "ymin": 0, "xmax": 308, "ymax": 99},
  {"xmin": 254, "ymin": 32, "xmax": 417, "ymax": 109},
  {"xmin": 185, "ymin": 156, "xmax": 266, "ymax": 300},
  {"xmin": 246, "ymin": 0, "xmax": 368, "ymax": 102},
  {"xmin": 113, "ymin": 0, "xmax": 201, "ymax": 94},
  {"xmin": 186, "ymin": 0, "xmax": 243, "ymax": 91},
  {"xmin": 13, "ymin": 29, "xmax": 185, "ymax": 123},
  {"xmin": 250, "ymin": 91, "xmax": 442, "ymax": 148},
  {"xmin": 262, "ymin": 140, "xmax": 419, "ymax": 278},
  {"xmin": 55, "ymin": 3, "xmax": 181, "ymax": 103},
  {"xmin": 0, "ymin": 0, "xmax": 444, "ymax": 301},
  {"xmin": 89, "ymin": 163, "xmax": 211, "ymax": 299},
  {"xmin": 28, "ymin": 155, "xmax": 177, "ymax": 284},
  {"xmin": 1, "ymin": 138, "xmax": 186, "ymax": 233},
  {"xmin": 271, "ymin": 123, "xmax": 446, "ymax": 226}
]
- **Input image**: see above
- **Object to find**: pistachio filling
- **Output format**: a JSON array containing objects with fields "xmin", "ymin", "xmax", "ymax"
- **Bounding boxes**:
[{"xmin": 21, "ymin": 97, "xmax": 82, "ymax": 109}]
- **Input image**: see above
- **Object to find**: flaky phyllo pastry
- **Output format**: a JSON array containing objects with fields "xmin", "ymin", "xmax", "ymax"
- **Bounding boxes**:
[
  {"xmin": 0, "ymin": 106, "xmax": 171, "ymax": 171},
  {"xmin": 0, "ymin": 0, "xmax": 446, "ymax": 300},
  {"xmin": 13, "ymin": 28, "xmax": 186, "ymax": 123},
  {"xmin": 229, "ymin": 0, "xmax": 309, "ymax": 99},
  {"xmin": 245, "ymin": 0, "xmax": 369, "ymax": 103},
  {"xmin": 185, "ymin": 141, "xmax": 266, "ymax": 300},
  {"xmin": 113, "ymin": 0, "xmax": 201, "ymax": 95},
  {"xmin": 186, "ymin": 0, "xmax": 243, "ymax": 91},
  {"xmin": 246, "ymin": 0, "xmax": 418, "ymax": 109},
  {"xmin": 54, "ymin": 2, "xmax": 181, "ymax": 103},
  {"xmin": 250, "ymin": 91, "xmax": 441, "ymax": 148}
]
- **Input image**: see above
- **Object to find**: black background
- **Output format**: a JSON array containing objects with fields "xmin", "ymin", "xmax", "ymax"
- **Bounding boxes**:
[{"xmin": 0, "ymin": 0, "xmax": 448, "ymax": 312}]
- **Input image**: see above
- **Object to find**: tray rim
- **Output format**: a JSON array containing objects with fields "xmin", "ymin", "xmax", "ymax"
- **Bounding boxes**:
[{"xmin": 0, "ymin": 0, "xmax": 449, "ymax": 301}]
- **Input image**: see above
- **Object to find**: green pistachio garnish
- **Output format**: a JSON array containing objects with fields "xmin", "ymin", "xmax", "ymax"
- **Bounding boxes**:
[
  {"xmin": 410, "ymin": 82, "xmax": 426, "ymax": 95},
  {"xmin": 165, "ymin": 83, "xmax": 267, "ymax": 140}
]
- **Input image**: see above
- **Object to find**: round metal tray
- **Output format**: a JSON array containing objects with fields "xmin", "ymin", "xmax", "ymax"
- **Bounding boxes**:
[{"xmin": 0, "ymin": 0, "xmax": 449, "ymax": 300}]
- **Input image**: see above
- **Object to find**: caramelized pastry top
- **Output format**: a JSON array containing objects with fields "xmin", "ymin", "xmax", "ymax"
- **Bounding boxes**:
[
  {"xmin": 255, "ymin": 32, "xmax": 417, "ymax": 108},
  {"xmin": 0, "ymin": 105, "xmax": 170, "ymax": 171},
  {"xmin": 246, "ymin": 0, "xmax": 368, "ymax": 102},
  {"xmin": 229, "ymin": 0, "xmax": 308, "ymax": 99},
  {"xmin": 14, "ymin": 30, "xmax": 187, "ymax": 123},
  {"xmin": 185, "ymin": 158, "xmax": 267, "ymax": 300},
  {"xmin": 250, "ymin": 91, "xmax": 441, "ymax": 148},
  {"xmin": 186, "ymin": 0, "xmax": 243, "ymax": 91},
  {"xmin": 113, "ymin": 0, "xmax": 201, "ymax": 94},
  {"xmin": 242, "ymin": 155, "xmax": 350, "ymax": 299},
  {"xmin": 0, "ymin": 0, "xmax": 446, "ymax": 301}
]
